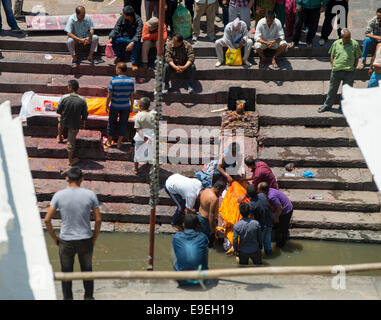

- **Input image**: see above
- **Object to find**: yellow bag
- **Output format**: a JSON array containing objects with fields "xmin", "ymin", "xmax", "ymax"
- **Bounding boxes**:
[{"xmin": 225, "ymin": 48, "xmax": 242, "ymax": 66}]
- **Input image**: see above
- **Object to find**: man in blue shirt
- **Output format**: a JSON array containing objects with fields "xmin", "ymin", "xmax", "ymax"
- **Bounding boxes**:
[
  {"xmin": 233, "ymin": 203, "xmax": 263, "ymax": 265},
  {"xmin": 246, "ymin": 184, "xmax": 274, "ymax": 255},
  {"xmin": 171, "ymin": 214, "xmax": 209, "ymax": 286},
  {"xmin": 105, "ymin": 62, "xmax": 135, "ymax": 149},
  {"xmin": 65, "ymin": 6, "xmax": 98, "ymax": 67}
]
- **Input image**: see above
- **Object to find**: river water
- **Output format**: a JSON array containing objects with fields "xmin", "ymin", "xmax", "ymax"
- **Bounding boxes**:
[{"xmin": 44, "ymin": 231, "xmax": 381, "ymax": 276}]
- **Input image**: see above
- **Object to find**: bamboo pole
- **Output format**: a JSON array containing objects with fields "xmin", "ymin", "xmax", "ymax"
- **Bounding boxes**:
[
  {"xmin": 55, "ymin": 262, "xmax": 381, "ymax": 281},
  {"xmin": 147, "ymin": 0, "xmax": 166, "ymax": 271}
]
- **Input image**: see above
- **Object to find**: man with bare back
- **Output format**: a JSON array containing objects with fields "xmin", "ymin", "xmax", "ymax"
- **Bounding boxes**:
[{"xmin": 198, "ymin": 180, "xmax": 226, "ymax": 247}]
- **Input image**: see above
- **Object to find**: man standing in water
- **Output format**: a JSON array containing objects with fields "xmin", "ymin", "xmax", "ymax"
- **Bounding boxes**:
[
  {"xmin": 198, "ymin": 180, "xmax": 226, "ymax": 246},
  {"xmin": 44, "ymin": 167, "xmax": 102, "ymax": 300}
]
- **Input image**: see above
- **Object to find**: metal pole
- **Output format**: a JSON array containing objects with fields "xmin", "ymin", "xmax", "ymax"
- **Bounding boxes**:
[{"xmin": 147, "ymin": 0, "xmax": 166, "ymax": 271}]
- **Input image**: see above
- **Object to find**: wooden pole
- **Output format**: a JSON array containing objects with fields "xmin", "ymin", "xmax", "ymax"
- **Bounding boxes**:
[
  {"xmin": 147, "ymin": 0, "xmax": 166, "ymax": 271},
  {"xmin": 55, "ymin": 262, "xmax": 381, "ymax": 281}
]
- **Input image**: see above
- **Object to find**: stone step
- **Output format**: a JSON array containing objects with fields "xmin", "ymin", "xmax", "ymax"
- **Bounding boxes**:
[
  {"xmin": 257, "ymin": 104, "xmax": 348, "ymax": 127},
  {"xmin": 25, "ymin": 136, "xmax": 219, "ymax": 164},
  {"xmin": 258, "ymin": 146, "xmax": 367, "ymax": 168},
  {"xmin": 290, "ymin": 210, "xmax": 381, "ymax": 231},
  {"xmin": 289, "ymin": 228, "xmax": 381, "ymax": 244},
  {"xmin": 32, "ymin": 178, "xmax": 380, "ymax": 212},
  {"xmin": 38, "ymin": 201, "xmax": 174, "ymax": 225},
  {"xmin": 0, "ymin": 72, "xmax": 369, "ymax": 104},
  {"xmin": 29, "ymin": 158, "xmax": 202, "ymax": 184},
  {"xmin": 24, "ymin": 119, "xmax": 222, "ymax": 144},
  {"xmin": 273, "ymin": 167, "xmax": 377, "ymax": 192},
  {"xmin": 0, "ymin": 51, "xmax": 370, "ymax": 81},
  {"xmin": 0, "ymin": 36, "xmax": 339, "ymax": 57},
  {"xmin": 260, "ymin": 125, "xmax": 357, "ymax": 147},
  {"xmin": 28, "ymin": 157, "xmax": 377, "ymax": 192},
  {"xmin": 283, "ymin": 188, "xmax": 380, "ymax": 213}
]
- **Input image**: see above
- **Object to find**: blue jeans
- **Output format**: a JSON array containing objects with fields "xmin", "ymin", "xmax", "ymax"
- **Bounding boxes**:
[
  {"xmin": 197, "ymin": 213, "xmax": 210, "ymax": 237},
  {"xmin": 112, "ymin": 37, "xmax": 142, "ymax": 65},
  {"xmin": 361, "ymin": 37, "xmax": 378, "ymax": 61},
  {"xmin": 368, "ymin": 71, "xmax": 381, "ymax": 88},
  {"xmin": 164, "ymin": 185, "xmax": 186, "ymax": 226},
  {"xmin": 0, "ymin": 0, "xmax": 19, "ymax": 30},
  {"xmin": 262, "ymin": 227, "xmax": 272, "ymax": 255},
  {"xmin": 107, "ymin": 107, "xmax": 130, "ymax": 137}
]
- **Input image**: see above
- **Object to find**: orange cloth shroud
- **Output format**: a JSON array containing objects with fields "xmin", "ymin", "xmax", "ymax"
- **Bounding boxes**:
[
  {"xmin": 218, "ymin": 181, "xmax": 249, "ymax": 244},
  {"xmin": 52, "ymin": 98, "xmax": 137, "ymax": 118}
]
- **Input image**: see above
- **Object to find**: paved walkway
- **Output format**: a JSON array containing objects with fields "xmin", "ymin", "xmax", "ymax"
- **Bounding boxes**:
[{"xmin": 55, "ymin": 275, "xmax": 381, "ymax": 300}]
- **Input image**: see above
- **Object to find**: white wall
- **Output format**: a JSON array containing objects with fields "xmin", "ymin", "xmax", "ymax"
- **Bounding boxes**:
[{"xmin": 0, "ymin": 101, "xmax": 56, "ymax": 300}]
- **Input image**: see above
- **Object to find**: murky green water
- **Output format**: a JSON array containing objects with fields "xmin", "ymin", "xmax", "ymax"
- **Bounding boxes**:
[{"xmin": 44, "ymin": 231, "xmax": 381, "ymax": 276}]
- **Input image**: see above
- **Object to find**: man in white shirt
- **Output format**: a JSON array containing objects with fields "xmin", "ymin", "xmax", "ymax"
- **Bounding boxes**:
[
  {"xmin": 254, "ymin": 10, "xmax": 287, "ymax": 69},
  {"xmin": 215, "ymin": 17, "xmax": 253, "ymax": 67},
  {"xmin": 164, "ymin": 173, "xmax": 203, "ymax": 231}
]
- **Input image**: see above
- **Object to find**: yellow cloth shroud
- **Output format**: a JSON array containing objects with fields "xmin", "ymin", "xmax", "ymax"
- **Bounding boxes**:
[
  {"xmin": 218, "ymin": 181, "xmax": 249, "ymax": 244},
  {"xmin": 53, "ymin": 98, "xmax": 138, "ymax": 118}
]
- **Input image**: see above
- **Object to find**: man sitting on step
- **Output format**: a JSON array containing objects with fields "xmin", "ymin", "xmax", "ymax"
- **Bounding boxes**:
[
  {"xmin": 56, "ymin": 80, "xmax": 88, "ymax": 167},
  {"xmin": 254, "ymin": 10, "xmax": 288, "ymax": 69},
  {"xmin": 163, "ymin": 33, "xmax": 196, "ymax": 94},
  {"xmin": 108, "ymin": 5, "xmax": 143, "ymax": 71},
  {"xmin": 65, "ymin": 6, "xmax": 99, "ymax": 67},
  {"xmin": 215, "ymin": 17, "xmax": 253, "ymax": 68}
]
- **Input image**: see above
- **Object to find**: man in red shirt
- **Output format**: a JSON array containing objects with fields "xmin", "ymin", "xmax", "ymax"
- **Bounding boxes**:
[{"xmin": 242, "ymin": 156, "xmax": 279, "ymax": 189}]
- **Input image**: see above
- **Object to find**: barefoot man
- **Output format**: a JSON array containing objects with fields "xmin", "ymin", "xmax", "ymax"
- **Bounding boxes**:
[
  {"xmin": 57, "ymin": 79, "xmax": 88, "ymax": 166},
  {"xmin": 198, "ymin": 180, "xmax": 226, "ymax": 246}
]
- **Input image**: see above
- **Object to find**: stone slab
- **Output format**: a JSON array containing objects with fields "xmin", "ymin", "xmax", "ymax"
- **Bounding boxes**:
[
  {"xmin": 282, "ymin": 188, "xmax": 380, "ymax": 213},
  {"xmin": 291, "ymin": 210, "xmax": 381, "ymax": 231},
  {"xmin": 258, "ymin": 146, "xmax": 367, "ymax": 168},
  {"xmin": 257, "ymin": 104, "xmax": 348, "ymax": 126},
  {"xmin": 261, "ymin": 125, "xmax": 357, "ymax": 147}
]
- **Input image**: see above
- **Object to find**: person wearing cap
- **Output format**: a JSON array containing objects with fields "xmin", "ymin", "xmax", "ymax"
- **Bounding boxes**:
[
  {"xmin": 192, "ymin": 0, "xmax": 217, "ymax": 42},
  {"xmin": 141, "ymin": 16, "xmax": 168, "ymax": 68},
  {"xmin": 215, "ymin": 17, "xmax": 253, "ymax": 67},
  {"xmin": 108, "ymin": 5, "xmax": 143, "ymax": 71},
  {"xmin": 65, "ymin": 6, "xmax": 99, "ymax": 67},
  {"xmin": 44, "ymin": 167, "xmax": 102, "ymax": 300}
]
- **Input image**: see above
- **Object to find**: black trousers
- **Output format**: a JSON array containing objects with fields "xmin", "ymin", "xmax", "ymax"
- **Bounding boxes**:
[
  {"xmin": 124, "ymin": 0, "xmax": 142, "ymax": 17},
  {"xmin": 166, "ymin": 0, "xmax": 178, "ymax": 31},
  {"xmin": 59, "ymin": 238, "xmax": 94, "ymax": 300},
  {"xmin": 274, "ymin": 210, "xmax": 293, "ymax": 248},
  {"xmin": 163, "ymin": 63, "xmax": 196, "ymax": 84},
  {"xmin": 185, "ymin": 0, "xmax": 195, "ymax": 19},
  {"xmin": 321, "ymin": 0, "xmax": 348, "ymax": 40},
  {"xmin": 293, "ymin": 7, "xmax": 321, "ymax": 45},
  {"xmin": 238, "ymin": 250, "xmax": 262, "ymax": 265}
]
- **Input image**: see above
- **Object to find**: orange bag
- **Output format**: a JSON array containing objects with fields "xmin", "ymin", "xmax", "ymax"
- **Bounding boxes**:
[{"xmin": 218, "ymin": 181, "xmax": 249, "ymax": 244}]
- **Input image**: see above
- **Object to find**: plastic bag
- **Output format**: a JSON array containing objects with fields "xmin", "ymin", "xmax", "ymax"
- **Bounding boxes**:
[
  {"xmin": 172, "ymin": 4, "xmax": 192, "ymax": 39},
  {"xmin": 225, "ymin": 48, "xmax": 242, "ymax": 66},
  {"xmin": 105, "ymin": 43, "xmax": 115, "ymax": 58}
]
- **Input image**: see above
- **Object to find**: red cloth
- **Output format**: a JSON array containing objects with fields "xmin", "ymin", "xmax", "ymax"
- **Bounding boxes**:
[
  {"xmin": 285, "ymin": 0, "xmax": 296, "ymax": 38},
  {"xmin": 142, "ymin": 23, "xmax": 168, "ymax": 42},
  {"xmin": 252, "ymin": 161, "xmax": 279, "ymax": 190}
]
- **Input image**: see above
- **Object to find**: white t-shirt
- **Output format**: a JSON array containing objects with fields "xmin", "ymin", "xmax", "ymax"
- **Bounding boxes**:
[{"xmin": 165, "ymin": 174, "xmax": 202, "ymax": 209}]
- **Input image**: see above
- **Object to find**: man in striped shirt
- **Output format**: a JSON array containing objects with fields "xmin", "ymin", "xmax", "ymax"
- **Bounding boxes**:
[{"xmin": 105, "ymin": 62, "xmax": 135, "ymax": 149}]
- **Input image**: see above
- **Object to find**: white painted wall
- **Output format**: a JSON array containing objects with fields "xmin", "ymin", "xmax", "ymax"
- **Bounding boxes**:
[
  {"xmin": 0, "ymin": 101, "xmax": 56, "ymax": 300},
  {"xmin": 342, "ymin": 85, "xmax": 381, "ymax": 194}
]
